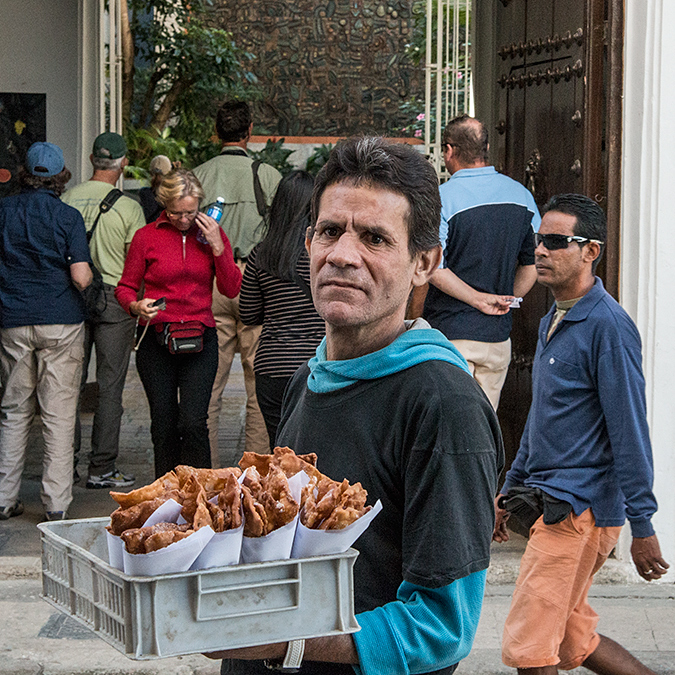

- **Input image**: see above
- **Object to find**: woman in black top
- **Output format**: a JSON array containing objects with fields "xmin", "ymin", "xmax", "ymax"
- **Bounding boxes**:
[{"xmin": 239, "ymin": 170, "xmax": 325, "ymax": 447}]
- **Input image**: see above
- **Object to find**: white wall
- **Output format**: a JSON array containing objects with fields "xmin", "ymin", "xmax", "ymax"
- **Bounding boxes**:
[
  {"xmin": 621, "ymin": 0, "xmax": 675, "ymax": 574},
  {"xmin": 0, "ymin": 0, "xmax": 83, "ymax": 183}
]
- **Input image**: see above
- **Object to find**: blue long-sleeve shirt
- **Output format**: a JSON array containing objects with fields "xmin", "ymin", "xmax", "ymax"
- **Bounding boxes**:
[
  {"xmin": 353, "ymin": 571, "xmax": 485, "ymax": 675},
  {"xmin": 503, "ymin": 277, "xmax": 657, "ymax": 537}
]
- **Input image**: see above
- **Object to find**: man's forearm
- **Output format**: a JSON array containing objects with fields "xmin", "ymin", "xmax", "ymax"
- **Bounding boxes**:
[
  {"xmin": 429, "ymin": 268, "xmax": 478, "ymax": 305},
  {"xmin": 305, "ymin": 634, "xmax": 358, "ymax": 664},
  {"xmin": 513, "ymin": 264, "xmax": 537, "ymax": 298},
  {"xmin": 205, "ymin": 634, "xmax": 358, "ymax": 665}
]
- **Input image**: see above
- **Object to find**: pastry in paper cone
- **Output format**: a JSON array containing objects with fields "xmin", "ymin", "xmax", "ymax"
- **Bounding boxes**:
[
  {"xmin": 121, "ymin": 522, "xmax": 192, "ymax": 554},
  {"xmin": 107, "ymin": 489, "xmax": 183, "ymax": 536},
  {"xmin": 301, "ymin": 476, "xmax": 372, "ymax": 530},
  {"xmin": 182, "ymin": 473, "xmax": 242, "ymax": 533},
  {"xmin": 241, "ymin": 465, "xmax": 299, "ymax": 536}
]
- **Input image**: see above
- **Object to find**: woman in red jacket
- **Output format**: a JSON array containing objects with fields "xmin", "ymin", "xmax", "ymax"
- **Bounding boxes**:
[{"xmin": 116, "ymin": 170, "xmax": 241, "ymax": 477}]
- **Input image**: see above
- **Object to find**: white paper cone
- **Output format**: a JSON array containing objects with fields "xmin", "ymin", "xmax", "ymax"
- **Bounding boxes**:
[
  {"xmin": 190, "ymin": 522, "xmax": 244, "ymax": 570},
  {"xmin": 291, "ymin": 499, "xmax": 383, "ymax": 559},
  {"xmin": 241, "ymin": 516, "xmax": 298, "ymax": 563},
  {"xmin": 122, "ymin": 526, "xmax": 215, "ymax": 576},
  {"xmin": 142, "ymin": 498, "xmax": 183, "ymax": 527},
  {"xmin": 106, "ymin": 530, "xmax": 124, "ymax": 570}
]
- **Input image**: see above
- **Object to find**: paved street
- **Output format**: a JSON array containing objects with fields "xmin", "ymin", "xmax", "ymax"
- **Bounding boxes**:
[{"xmin": 0, "ymin": 356, "xmax": 674, "ymax": 673}]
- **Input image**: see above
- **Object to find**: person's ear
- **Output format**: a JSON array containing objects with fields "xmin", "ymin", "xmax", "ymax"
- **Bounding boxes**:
[
  {"xmin": 583, "ymin": 241, "xmax": 601, "ymax": 266},
  {"xmin": 412, "ymin": 244, "xmax": 442, "ymax": 287}
]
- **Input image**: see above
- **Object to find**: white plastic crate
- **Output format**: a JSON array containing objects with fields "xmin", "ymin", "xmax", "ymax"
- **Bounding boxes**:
[{"xmin": 38, "ymin": 517, "xmax": 359, "ymax": 659}]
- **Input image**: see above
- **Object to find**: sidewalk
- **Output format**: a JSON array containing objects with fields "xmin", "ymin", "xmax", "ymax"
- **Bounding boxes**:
[{"xmin": 1, "ymin": 356, "xmax": 673, "ymax": 673}]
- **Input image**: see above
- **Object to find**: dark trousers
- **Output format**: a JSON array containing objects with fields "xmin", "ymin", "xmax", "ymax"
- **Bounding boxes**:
[
  {"xmin": 254, "ymin": 373, "xmax": 291, "ymax": 450},
  {"xmin": 136, "ymin": 325, "xmax": 218, "ymax": 477},
  {"xmin": 74, "ymin": 286, "xmax": 136, "ymax": 476}
]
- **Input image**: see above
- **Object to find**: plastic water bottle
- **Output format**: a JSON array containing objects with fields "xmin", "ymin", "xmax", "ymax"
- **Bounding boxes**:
[
  {"xmin": 199, "ymin": 197, "xmax": 225, "ymax": 243},
  {"xmin": 206, "ymin": 197, "xmax": 225, "ymax": 223}
]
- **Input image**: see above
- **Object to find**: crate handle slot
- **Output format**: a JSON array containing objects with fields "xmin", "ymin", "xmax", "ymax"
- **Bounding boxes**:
[{"xmin": 195, "ymin": 567, "xmax": 302, "ymax": 622}]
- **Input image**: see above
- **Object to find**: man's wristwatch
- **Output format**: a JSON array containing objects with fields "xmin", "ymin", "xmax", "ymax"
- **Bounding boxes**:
[{"xmin": 263, "ymin": 639, "xmax": 305, "ymax": 672}]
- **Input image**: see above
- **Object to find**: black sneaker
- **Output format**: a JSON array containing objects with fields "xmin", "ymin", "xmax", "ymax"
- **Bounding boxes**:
[
  {"xmin": 86, "ymin": 468, "xmax": 135, "ymax": 489},
  {"xmin": 0, "ymin": 501, "xmax": 23, "ymax": 520}
]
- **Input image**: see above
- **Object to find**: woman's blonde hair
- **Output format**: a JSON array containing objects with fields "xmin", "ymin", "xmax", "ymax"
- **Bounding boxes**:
[{"xmin": 156, "ymin": 169, "xmax": 205, "ymax": 207}]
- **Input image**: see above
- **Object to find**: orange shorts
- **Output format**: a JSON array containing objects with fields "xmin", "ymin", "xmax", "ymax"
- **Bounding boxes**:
[{"xmin": 502, "ymin": 509, "xmax": 622, "ymax": 670}]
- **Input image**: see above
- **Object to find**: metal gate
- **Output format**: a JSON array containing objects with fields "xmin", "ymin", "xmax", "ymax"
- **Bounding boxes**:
[{"xmin": 423, "ymin": 0, "xmax": 473, "ymax": 179}]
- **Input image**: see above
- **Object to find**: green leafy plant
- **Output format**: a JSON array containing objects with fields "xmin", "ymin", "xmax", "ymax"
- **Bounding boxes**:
[
  {"xmin": 121, "ymin": 0, "xmax": 258, "ymax": 163},
  {"xmin": 249, "ymin": 139, "xmax": 295, "ymax": 176},
  {"xmin": 124, "ymin": 126, "xmax": 187, "ymax": 179},
  {"xmin": 305, "ymin": 144, "xmax": 334, "ymax": 176}
]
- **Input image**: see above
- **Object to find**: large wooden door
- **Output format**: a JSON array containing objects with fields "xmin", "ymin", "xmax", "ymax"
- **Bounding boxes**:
[{"xmin": 491, "ymin": 0, "xmax": 615, "ymax": 482}]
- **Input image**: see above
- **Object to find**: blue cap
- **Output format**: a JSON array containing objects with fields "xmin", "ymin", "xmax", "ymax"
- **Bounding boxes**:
[{"xmin": 26, "ymin": 142, "xmax": 65, "ymax": 177}]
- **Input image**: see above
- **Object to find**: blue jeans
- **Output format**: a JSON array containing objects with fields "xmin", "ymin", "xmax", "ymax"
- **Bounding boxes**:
[{"xmin": 136, "ymin": 325, "xmax": 218, "ymax": 478}]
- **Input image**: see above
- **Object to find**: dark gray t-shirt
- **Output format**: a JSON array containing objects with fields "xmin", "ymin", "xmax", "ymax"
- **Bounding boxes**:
[{"xmin": 278, "ymin": 360, "xmax": 503, "ymax": 614}]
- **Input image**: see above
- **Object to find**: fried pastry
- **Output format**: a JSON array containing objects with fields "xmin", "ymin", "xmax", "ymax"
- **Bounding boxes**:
[
  {"xmin": 121, "ymin": 522, "xmax": 191, "ymax": 554},
  {"xmin": 175, "ymin": 465, "xmax": 242, "ymax": 492},
  {"xmin": 301, "ymin": 477, "xmax": 370, "ymax": 530},
  {"xmin": 110, "ymin": 471, "xmax": 180, "ymax": 509},
  {"xmin": 239, "ymin": 446, "xmax": 320, "ymax": 480},
  {"xmin": 108, "ymin": 489, "xmax": 183, "ymax": 536},
  {"xmin": 241, "ymin": 485, "xmax": 266, "ymax": 537}
]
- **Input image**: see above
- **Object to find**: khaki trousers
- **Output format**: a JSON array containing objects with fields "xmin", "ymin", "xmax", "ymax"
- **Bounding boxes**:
[
  {"xmin": 0, "ymin": 323, "xmax": 85, "ymax": 512},
  {"xmin": 450, "ymin": 338, "xmax": 511, "ymax": 410},
  {"xmin": 208, "ymin": 282, "xmax": 269, "ymax": 467}
]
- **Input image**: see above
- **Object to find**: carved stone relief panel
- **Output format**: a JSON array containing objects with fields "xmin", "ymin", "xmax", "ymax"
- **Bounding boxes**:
[{"xmin": 211, "ymin": 1, "xmax": 424, "ymax": 136}]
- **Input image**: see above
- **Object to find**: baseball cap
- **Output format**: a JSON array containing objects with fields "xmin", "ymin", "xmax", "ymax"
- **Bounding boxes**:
[
  {"xmin": 26, "ymin": 142, "xmax": 65, "ymax": 177},
  {"xmin": 92, "ymin": 132, "xmax": 127, "ymax": 160},
  {"xmin": 149, "ymin": 155, "xmax": 172, "ymax": 175}
]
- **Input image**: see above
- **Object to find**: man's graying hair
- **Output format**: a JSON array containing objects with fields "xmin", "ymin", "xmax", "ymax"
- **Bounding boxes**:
[
  {"xmin": 442, "ymin": 115, "xmax": 489, "ymax": 164},
  {"xmin": 92, "ymin": 156, "xmax": 125, "ymax": 172},
  {"xmin": 310, "ymin": 136, "xmax": 441, "ymax": 257},
  {"xmin": 542, "ymin": 193, "xmax": 607, "ymax": 273}
]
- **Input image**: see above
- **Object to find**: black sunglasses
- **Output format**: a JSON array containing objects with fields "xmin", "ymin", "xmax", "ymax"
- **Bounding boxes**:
[{"xmin": 534, "ymin": 233, "xmax": 605, "ymax": 251}]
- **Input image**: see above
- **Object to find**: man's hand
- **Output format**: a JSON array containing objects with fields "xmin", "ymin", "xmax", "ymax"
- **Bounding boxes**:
[
  {"xmin": 472, "ymin": 293, "xmax": 514, "ymax": 316},
  {"xmin": 493, "ymin": 494, "xmax": 510, "ymax": 543},
  {"xmin": 631, "ymin": 534, "xmax": 669, "ymax": 581}
]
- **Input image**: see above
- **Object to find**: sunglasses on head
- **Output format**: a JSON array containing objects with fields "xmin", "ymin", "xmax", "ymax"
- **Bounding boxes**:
[{"xmin": 534, "ymin": 233, "xmax": 604, "ymax": 251}]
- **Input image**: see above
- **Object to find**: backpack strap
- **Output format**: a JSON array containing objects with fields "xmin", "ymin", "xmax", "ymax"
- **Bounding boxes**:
[
  {"xmin": 251, "ymin": 160, "xmax": 268, "ymax": 219},
  {"xmin": 88, "ymin": 188, "xmax": 124, "ymax": 244}
]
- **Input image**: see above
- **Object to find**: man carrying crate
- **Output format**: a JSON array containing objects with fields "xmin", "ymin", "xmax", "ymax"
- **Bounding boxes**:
[{"xmin": 208, "ymin": 136, "xmax": 504, "ymax": 675}]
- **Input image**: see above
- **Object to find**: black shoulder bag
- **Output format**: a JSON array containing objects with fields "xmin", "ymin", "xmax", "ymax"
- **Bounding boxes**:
[{"xmin": 82, "ymin": 188, "xmax": 123, "ymax": 319}]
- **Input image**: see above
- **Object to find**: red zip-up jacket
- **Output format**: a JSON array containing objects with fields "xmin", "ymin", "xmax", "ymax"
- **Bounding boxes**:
[{"xmin": 115, "ymin": 211, "xmax": 242, "ymax": 326}]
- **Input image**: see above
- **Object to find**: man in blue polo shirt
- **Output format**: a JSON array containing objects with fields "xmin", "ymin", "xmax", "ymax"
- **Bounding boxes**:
[
  {"xmin": 423, "ymin": 115, "xmax": 540, "ymax": 409},
  {"xmin": 0, "ymin": 142, "xmax": 92, "ymax": 522},
  {"xmin": 493, "ymin": 194, "xmax": 667, "ymax": 674}
]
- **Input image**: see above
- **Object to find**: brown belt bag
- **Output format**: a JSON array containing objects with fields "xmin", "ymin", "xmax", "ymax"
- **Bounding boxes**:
[{"xmin": 157, "ymin": 321, "xmax": 205, "ymax": 354}]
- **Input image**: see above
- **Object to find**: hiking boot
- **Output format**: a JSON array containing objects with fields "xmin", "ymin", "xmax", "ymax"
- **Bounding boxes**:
[
  {"xmin": 44, "ymin": 511, "xmax": 67, "ymax": 522},
  {"xmin": 86, "ymin": 468, "xmax": 135, "ymax": 489},
  {"xmin": 0, "ymin": 501, "xmax": 24, "ymax": 520}
]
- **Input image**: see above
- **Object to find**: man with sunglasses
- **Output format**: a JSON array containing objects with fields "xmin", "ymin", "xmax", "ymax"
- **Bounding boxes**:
[
  {"xmin": 422, "ymin": 115, "xmax": 540, "ymax": 410},
  {"xmin": 494, "ymin": 194, "xmax": 668, "ymax": 675}
]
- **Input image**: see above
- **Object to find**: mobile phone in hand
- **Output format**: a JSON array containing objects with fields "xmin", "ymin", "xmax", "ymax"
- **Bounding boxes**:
[{"xmin": 151, "ymin": 297, "xmax": 166, "ymax": 311}]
